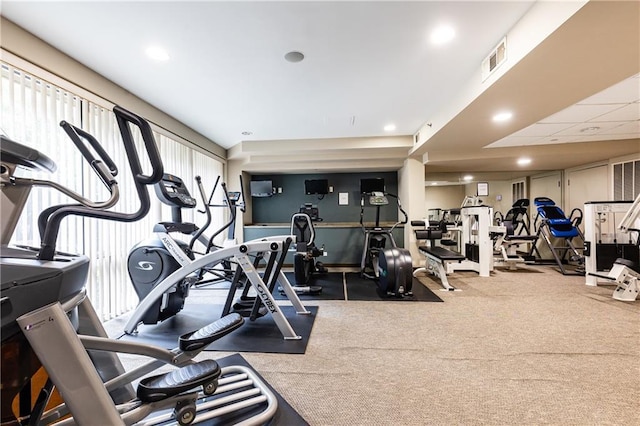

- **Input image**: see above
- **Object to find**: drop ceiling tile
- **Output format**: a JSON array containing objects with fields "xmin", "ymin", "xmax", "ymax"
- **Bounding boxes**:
[
  {"xmin": 589, "ymin": 102, "xmax": 640, "ymax": 122},
  {"xmin": 511, "ymin": 122, "xmax": 575, "ymax": 137},
  {"xmin": 485, "ymin": 135, "xmax": 543, "ymax": 148},
  {"xmin": 553, "ymin": 121, "xmax": 629, "ymax": 137},
  {"xmin": 534, "ymin": 135, "xmax": 582, "ymax": 145},
  {"xmin": 601, "ymin": 120, "xmax": 640, "ymax": 135},
  {"xmin": 540, "ymin": 103, "xmax": 626, "ymax": 123}
]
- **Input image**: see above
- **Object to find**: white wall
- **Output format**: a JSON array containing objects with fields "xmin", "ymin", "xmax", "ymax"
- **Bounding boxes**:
[{"xmin": 424, "ymin": 185, "xmax": 466, "ymax": 220}]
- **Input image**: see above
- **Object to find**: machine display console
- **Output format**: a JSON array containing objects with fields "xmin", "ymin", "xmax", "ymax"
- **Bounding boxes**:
[{"xmin": 154, "ymin": 173, "xmax": 197, "ymax": 208}]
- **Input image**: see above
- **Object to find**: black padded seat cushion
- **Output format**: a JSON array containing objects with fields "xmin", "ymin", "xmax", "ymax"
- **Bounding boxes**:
[
  {"xmin": 615, "ymin": 258, "xmax": 640, "ymax": 274},
  {"xmin": 504, "ymin": 235, "xmax": 538, "ymax": 242},
  {"xmin": 418, "ymin": 246, "xmax": 465, "ymax": 261}
]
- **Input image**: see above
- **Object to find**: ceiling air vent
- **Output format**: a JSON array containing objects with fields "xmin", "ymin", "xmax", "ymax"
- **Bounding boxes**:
[{"xmin": 481, "ymin": 37, "xmax": 507, "ymax": 82}]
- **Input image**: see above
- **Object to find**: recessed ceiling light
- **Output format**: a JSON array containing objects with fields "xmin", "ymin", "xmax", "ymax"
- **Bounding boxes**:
[
  {"xmin": 145, "ymin": 46, "xmax": 170, "ymax": 61},
  {"xmin": 463, "ymin": 175, "xmax": 473, "ymax": 181},
  {"xmin": 284, "ymin": 51, "xmax": 305, "ymax": 63},
  {"xmin": 384, "ymin": 124, "xmax": 396, "ymax": 131},
  {"xmin": 517, "ymin": 157, "xmax": 532, "ymax": 166},
  {"xmin": 492, "ymin": 111, "xmax": 513, "ymax": 122},
  {"xmin": 430, "ymin": 25, "xmax": 455, "ymax": 45}
]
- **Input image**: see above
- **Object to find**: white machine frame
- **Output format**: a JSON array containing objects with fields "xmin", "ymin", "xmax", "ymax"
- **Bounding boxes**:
[
  {"xmin": 448, "ymin": 205, "xmax": 504, "ymax": 277},
  {"xmin": 583, "ymin": 195, "xmax": 640, "ymax": 301},
  {"xmin": 124, "ymin": 236, "xmax": 311, "ymax": 339},
  {"xmin": 583, "ymin": 201, "xmax": 634, "ymax": 286}
]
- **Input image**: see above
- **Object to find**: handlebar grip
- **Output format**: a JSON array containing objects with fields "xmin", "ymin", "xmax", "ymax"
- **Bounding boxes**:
[
  {"xmin": 113, "ymin": 105, "xmax": 164, "ymax": 185},
  {"xmin": 60, "ymin": 121, "xmax": 118, "ymax": 177}
]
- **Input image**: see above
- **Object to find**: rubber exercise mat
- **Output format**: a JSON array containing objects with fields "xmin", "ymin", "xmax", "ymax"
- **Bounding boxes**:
[
  {"xmin": 116, "ymin": 304, "xmax": 318, "ymax": 354},
  {"xmin": 138, "ymin": 353, "xmax": 309, "ymax": 425},
  {"xmin": 211, "ymin": 353, "xmax": 309, "ymax": 425},
  {"xmin": 272, "ymin": 272, "xmax": 346, "ymax": 301},
  {"xmin": 344, "ymin": 273, "xmax": 443, "ymax": 302}
]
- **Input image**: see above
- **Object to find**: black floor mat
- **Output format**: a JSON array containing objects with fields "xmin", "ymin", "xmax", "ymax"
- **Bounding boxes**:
[
  {"xmin": 273, "ymin": 272, "xmax": 346, "ymax": 300},
  {"xmin": 344, "ymin": 273, "xmax": 443, "ymax": 302},
  {"xmin": 116, "ymin": 304, "xmax": 318, "ymax": 354},
  {"xmin": 148, "ymin": 353, "xmax": 308, "ymax": 425}
]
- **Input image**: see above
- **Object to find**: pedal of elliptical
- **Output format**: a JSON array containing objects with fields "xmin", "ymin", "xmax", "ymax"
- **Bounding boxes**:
[
  {"xmin": 137, "ymin": 359, "xmax": 221, "ymax": 403},
  {"xmin": 179, "ymin": 313, "xmax": 244, "ymax": 352}
]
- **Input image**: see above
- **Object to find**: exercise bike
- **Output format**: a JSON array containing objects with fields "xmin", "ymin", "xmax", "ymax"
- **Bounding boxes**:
[
  {"xmin": 359, "ymin": 190, "xmax": 413, "ymax": 297},
  {"xmin": 288, "ymin": 203, "xmax": 327, "ymax": 294},
  {"xmin": 0, "ymin": 106, "xmax": 278, "ymax": 425}
]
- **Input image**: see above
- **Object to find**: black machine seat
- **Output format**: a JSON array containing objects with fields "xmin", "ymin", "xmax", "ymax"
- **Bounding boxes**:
[
  {"xmin": 179, "ymin": 313, "xmax": 244, "ymax": 352},
  {"xmin": 503, "ymin": 235, "xmax": 538, "ymax": 242},
  {"xmin": 501, "ymin": 220, "xmax": 537, "ymax": 242},
  {"xmin": 615, "ymin": 258, "xmax": 640, "ymax": 274},
  {"xmin": 137, "ymin": 359, "xmax": 221, "ymax": 403},
  {"xmin": 418, "ymin": 245, "xmax": 465, "ymax": 261}
]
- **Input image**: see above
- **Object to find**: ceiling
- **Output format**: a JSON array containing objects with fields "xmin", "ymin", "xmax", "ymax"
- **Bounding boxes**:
[{"xmin": 2, "ymin": 1, "xmax": 639, "ymax": 183}]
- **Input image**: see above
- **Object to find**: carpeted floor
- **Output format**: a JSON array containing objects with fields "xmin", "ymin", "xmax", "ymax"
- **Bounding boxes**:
[{"xmin": 109, "ymin": 266, "xmax": 639, "ymax": 425}]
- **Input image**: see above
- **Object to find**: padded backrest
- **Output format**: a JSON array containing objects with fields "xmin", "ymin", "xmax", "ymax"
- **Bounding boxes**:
[
  {"xmin": 502, "ymin": 220, "xmax": 515, "ymax": 236},
  {"xmin": 538, "ymin": 205, "xmax": 569, "ymax": 221},
  {"xmin": 504, "ymin": 206, "xmax": 527, "ymax": 224},
  {"xmin": 293, "ymin": 217, "xmax": 313, "ymax": 244},
  {"xmin": 415, "ymin": 229, "xmax": 443, "ymax": 241}
]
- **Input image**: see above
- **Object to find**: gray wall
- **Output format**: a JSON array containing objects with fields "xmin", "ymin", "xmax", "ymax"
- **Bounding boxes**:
[
  {"xmin": 244, "ymin": 225, "xmax": 404, "ymax": 266},
  {"xmin": 250, "ymin": 172, "xmax": 399, "ymax": 224}
]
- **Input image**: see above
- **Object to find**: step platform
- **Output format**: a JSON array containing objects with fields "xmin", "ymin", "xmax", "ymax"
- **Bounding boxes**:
[{"xmin": 137, "ymin": 359, "xmax": 221, "ymax": 403}]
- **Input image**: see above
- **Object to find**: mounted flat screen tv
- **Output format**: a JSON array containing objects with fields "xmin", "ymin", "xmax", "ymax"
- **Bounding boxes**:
[
  {"xmin": 304, "ymin": 179, "xmax": 329, "ymax": 195},
  {"xmin": 360, "ymin": 178, "xmax": 385, "ymax": 194},
  {"xmin": 250, "ymin": 180, "xmax": 273, "ymax": 197}
]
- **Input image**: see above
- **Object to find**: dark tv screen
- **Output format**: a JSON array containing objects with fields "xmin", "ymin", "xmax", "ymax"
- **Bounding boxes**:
[
  {"xmin": 304, "ymin": 179, "xmax": 329, "ymax": 195},
  {"xmin": 250, "ymin": 180, "xmax": 273, "ymax": 197},
  {"xmin": 360, "ymin": 178, "xmax": 385, "ymax": 194}
]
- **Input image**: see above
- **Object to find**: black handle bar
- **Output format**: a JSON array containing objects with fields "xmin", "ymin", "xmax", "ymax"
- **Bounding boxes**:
[
  {"xmin": 60, "ymin": 121, "xmax": 118, "ymax": 185},
  {"xmin": 189, "ymin": 175, "xmax": 213, "ymax": 250},
  {"xmin": 238, "ymin": 175, "xmax": 247, "ymax": 213},
  {"xmin": 112, "ymin": 105, "xmax": 164, "ymax": 185},
  {"xmin": 38, "ymin": 106, "xmax": 164, "ymax": 260}
]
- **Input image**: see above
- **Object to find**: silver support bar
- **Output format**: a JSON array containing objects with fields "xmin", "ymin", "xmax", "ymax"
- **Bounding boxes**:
[{"xmin": 17, "ymin": 302, "xmax": 125, "ymax": 425}]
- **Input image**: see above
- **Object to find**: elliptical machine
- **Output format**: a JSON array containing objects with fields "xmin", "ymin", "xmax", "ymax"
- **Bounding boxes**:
[
  {"xmin": 1, "ymin": 106, "xmax": 278, "ymax": 425},
  {"xmin": 127, "ymin": 173, "xmax": 244, "ymax": 325},
  {"xmin": 127, "ymin": 173, "xmax": 199, "ymax": 325},
  {"xmin": 359, "ymin": 181, "xmax": 413, "ymax": 298}
]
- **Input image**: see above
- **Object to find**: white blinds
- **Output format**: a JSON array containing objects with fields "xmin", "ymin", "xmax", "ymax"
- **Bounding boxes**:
[{"xmin": 2, "ymin": 63, "xmax": 224, "ymax": 321}]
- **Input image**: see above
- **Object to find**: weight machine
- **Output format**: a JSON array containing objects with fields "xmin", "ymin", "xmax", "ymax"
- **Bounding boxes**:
[
  {"xmin": 584, "ymin": 196, "xmax": 640, "ymax": 301},
  {"xmin": 492, "ymin": 199, "xmax": 538, "ymax": 270},
  {"xmin": 448, "ymin": 204, "xmax": 505, "ymax": 277}
]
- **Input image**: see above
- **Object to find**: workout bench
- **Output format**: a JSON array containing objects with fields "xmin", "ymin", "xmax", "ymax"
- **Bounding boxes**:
[{"xmin": 412, "ymin": 221, "xmax": 465, "ymax": 291}]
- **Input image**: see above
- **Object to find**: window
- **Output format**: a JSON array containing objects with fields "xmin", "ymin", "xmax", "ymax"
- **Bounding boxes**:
[
  {"xmin": 613, "ymin": 159, "xmax": 640, "ymax": 201},
  {"xmin": 2, "ymin": 62, "xmax": 223, "ymax": 320}
]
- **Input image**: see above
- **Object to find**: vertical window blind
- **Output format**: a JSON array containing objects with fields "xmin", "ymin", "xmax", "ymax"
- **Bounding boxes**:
[
  {"xmin": 612, "ymin": 159, "xmax": 640, "ymax": 201},
  {"xmin": 2, "ymin": 62, "xmax": 224, "ymax": 321}
]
